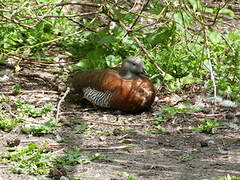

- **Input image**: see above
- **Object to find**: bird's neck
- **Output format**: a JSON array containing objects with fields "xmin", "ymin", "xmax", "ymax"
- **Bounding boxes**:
[{"xmin": 119, "ymin": 70, "xmax": 139, "ymax": 80}]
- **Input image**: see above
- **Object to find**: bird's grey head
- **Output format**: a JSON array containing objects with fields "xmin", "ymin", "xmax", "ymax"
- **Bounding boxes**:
[{"xmin": 120, "ymin": 56, "xmax": 147, "ymax": 80}]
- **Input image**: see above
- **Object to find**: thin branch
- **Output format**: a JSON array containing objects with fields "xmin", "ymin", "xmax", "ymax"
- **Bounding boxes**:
[
  {"xmin": 203, "ymin": 28, "xmax": 217, "ymax": 103},
  {"xmin": 56, "ymin": 87, "xmax": 70, "ymax": 121},
  {"xmin": 133, "ymin": 36, "xmax": 165, "ymax": 76},
  {"xmin": 86, "ymin": 119, "xmax": 144, "ymax": 127},
  {"xmin": 103, "ymin": 4, "xmax": 166, "ymax": 76},
  {"xmin": 123, "ymin": 0, "xmax": 151, "ymax": 38}
]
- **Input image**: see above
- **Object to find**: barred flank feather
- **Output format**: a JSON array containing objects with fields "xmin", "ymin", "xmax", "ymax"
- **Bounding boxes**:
[{"xmin": 83, "ymin": 87, "xmax": 112, "ymax": 108}]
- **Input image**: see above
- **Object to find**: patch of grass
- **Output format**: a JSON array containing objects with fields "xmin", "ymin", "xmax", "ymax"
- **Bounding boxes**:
[
  {"xmin": 21, "ymin": 119, "xmax": 57, "ymax": 136},
  {"xmin": 3, "ymin": 143, "xmax": 52, "ymax": 175},
  {"xmin": 14, "ymin": 99, "xmax": 54, "ymax": 117},
  {"xmin": 193, "ymin": 119, "xmax": 220, "ymax": 134},
  {"xmin": 53, "ymin": 148, "xmax": 111, "ymax": 169}
]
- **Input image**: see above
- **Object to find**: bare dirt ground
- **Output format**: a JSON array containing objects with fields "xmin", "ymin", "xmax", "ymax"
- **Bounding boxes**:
[{"xmin": 0, "ymin": 1, "xmax": 240, "ymax": 180}]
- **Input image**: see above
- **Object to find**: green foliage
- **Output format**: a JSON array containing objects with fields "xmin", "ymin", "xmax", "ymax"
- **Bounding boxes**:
[
  {"xmin": 116, "ymin": 172, "xmax": 135, "ymax": 180},
  {"xmin": 73, "ymin": 124, "xmax": 92, "ymax": 134},
  {"xmin": 155, "ymin": 105, "xmax": 201, "ymax": 125},
  {"xmin": 0, "ymin": 93, "xmax": 9, "ymax": 103},
  {"xmin": 0, "ymin": 0, "xmax": 75, "ymax": 59},
  {"xmin": 214, "ymin": 174, "xmax": 240, "ymax": 180},
  {"xmin": 14, "ymin": 99, "xmax": 54, "ymax": 117},
  {"xmin": 12, "ymin": 84, "xmax": 22, "ymax": 94},
  {"xmin": 3, "ymin": 143, "xmax": 52, "ymax": 175},
  {"xmin": 146, "ymin": 126, "xmax": 167, "ymax": 135},
  {"xmin": 193, "ymin": 119, "xmax": 220, "ymax": 134},
  {"xmin": 21, "ymin": 119, "xmax": 57, "ymax": 136},
  {"xmin": 211, "ymin": 30, "xmax": 240, "ymax": 102},
  {"xmin": 73, "ymin": 124, "xmax": 113, "ymax": 136},
  {"xmin": 53, "ymin": 148, "xmax": 111, "ymax": 169},
  {"xmin": 0, "ymin": 108, "xmax": 19, "ymax": 132}
]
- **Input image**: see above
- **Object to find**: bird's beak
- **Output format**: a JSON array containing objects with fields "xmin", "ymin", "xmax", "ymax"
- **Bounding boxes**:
[{"xmin": 142, "ymin": 68, "xmax": 148, "ymax": 75}]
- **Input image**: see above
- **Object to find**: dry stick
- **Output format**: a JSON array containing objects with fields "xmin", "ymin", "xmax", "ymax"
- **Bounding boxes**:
[
  {"xmin": 206, "ymin": 44, "xmax": 217, "ymax": 102},
  {"xmin": 0, "ymin": 90, "xmax": 58, "ymax": 94},
  {"xmin": 178, "ymin": 112, "xmax": 224, "ymax": 117},
  {"xmin": 133, "ymin": 36, "xmax": 165, "ymax": 76},
  {"xmin": 84, "ymin": 145, "xmax": 132, "ymax": 151},
  {"xmin": 56, "ymin": 87, "xmax": 70, "ymax": 121}
]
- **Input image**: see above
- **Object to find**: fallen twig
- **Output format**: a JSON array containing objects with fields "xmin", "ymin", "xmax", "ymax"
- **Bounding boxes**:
[
  {"xmin": 84, "ymin": 145, "xmax": 133, "ymax": 151},
  {"xmin": 56, "ymin": 87, "xmax": 70, "ymax": 121},
  {"xmin": 0, "ymin": 90, "xmax": 58, "ymax": 94}
]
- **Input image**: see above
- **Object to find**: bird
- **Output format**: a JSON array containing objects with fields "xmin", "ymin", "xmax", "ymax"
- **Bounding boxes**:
[{"xmin": 68, "ymin": 56, "xmax": 156, "ymax": 113}]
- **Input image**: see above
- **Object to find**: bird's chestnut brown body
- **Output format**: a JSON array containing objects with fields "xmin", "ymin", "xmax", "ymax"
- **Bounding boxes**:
[{"xmin": 68, "ymin": 57, "xmax": 156, "ymax": 112}]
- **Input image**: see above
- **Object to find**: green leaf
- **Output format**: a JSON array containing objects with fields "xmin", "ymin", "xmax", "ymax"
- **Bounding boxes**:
[
  {"xmin": 219, "ymin": 8, "xmax": 235, "ymax": 18},
  {"xmin": 208, "ymin": 31, "xmax": 222, "ymax": 43}
]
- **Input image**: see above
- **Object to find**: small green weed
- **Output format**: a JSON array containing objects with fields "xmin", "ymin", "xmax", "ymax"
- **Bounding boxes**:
[
  {"xmin": 0, "ymin": 108, "xmax": 19, "ymax": 132},
  {"xmin": 193, "ymin": 119, "xmax": 220, "ymax": 134},
  {"xmin": 97, "ymin": 129, "xmax": 113, "ymax": 136},
  {"xmin": 145, "ymin": 126, "xmax": 167, "ymax": 135},
  {"xmin": 212, "ymin": 174, "xmax": 240, "ymax": 180},
  {"xmin": 53, "ymin": 148, "xmax": 111, "ymax": 169},
  {"xmin": 155, "ymin": 105, "xmax": 201, "ymax": 125},
  {"xmin": 21, "ymin": 119, "xmax": 57, "ymax": 136},
  {"xmin": 116, "ymin": 172, "xmax": 134, "ymax": 180},
  {"xmin": 73, "ymin": 125, "xmax": 113, "ymax": 136},
  {"xmin": 0, "ymin": 94, "xmax": 9, "ymax": 103},
  {"xmin": 3, "ymin": 143, "xmax": 52, "ymax": 175},
  {"xmin": 14, "ymin": 99, "xmax": 54, "ymax": 117},
  {"xmin": 180, "ymin": 154, "xmax": 194, "ymax": 162},
  {"xmin": 12, "ymin": 84, "xmax": 22, "ymax": 94},
  {"xmin": 73, "ymin": 124, "xmax": 91, "ymax": 134}
]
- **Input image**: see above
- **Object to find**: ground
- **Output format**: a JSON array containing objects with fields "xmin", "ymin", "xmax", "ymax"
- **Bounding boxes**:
[{"xmin": 0, "ymin": 63, "xmax": 239, "ymax": 180}]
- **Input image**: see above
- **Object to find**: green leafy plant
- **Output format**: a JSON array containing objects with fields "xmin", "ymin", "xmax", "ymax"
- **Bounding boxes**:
[
  {"xmin": 116, "ymin": 172, "xmax": 135, "ymax": 180},
  {"xmin": 14, "ymin": 99, "xmax": 54, "ymax": 117},
  {"xmin": 0, "ymin": 94, "xmax": 9, "ymax": 103},
  {"xmin": 155, "ymin": 105, "xmax": 201, "ymax": 125},
  {"xmin": 193, "ymin": 119, "xmax": 220, "ymax": 134},
  {"xmin": 146, "ymin": 126, "xmax": 167, "ymax": 135},
  {"xmin": 3, "ymin": 143, "xmax": 52, "ymax": 175},
  {"xmin": 53, "ymin": 148, "xmax": 111, "ymax": 169},
  {"xmin": 21, "ymin": 119, "xmax": 57, "ymax": 136},
  {"xmin": 73, "ymin": 124, "xmax": 91, "ymax": 134},
  {"xmin": 0, "ymin": 108, "xmax": 19, "ymax": 132},
  {"xmin": 12, "ymin": 84, "xmax": 22, "ymax": 94}
]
